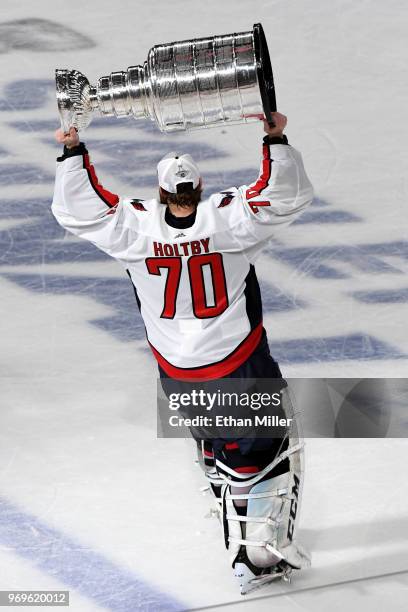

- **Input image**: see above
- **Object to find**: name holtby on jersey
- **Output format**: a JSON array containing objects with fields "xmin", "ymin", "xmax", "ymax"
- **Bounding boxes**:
[{"xmin": 153, "ymin": 237, "xmax": 210, "ymax": 257}]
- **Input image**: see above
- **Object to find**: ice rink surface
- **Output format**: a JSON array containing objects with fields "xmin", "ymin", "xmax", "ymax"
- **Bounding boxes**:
[{"xmin": 0, "ymin": 0, "xmax": 407, "ymax": 610}]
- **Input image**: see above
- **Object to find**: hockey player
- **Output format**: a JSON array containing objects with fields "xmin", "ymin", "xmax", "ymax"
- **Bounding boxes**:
[{"xmin": 52, "ymin": 113, "xmax": 314, "ymax": 593}]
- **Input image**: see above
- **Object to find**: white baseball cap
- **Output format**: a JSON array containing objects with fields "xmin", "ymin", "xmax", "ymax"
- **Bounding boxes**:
[{"xmin": 157, "ymin": 152, "xmax": 200, "ymax": 193}]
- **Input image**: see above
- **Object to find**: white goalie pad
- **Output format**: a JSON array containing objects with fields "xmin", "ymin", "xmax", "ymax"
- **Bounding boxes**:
[
  {"xmin": 207, "ymin": 386, "xmax": 311, "ymax": 573},
  {"xmin": 224, "ymin": 468, "xmax": 310, "ymax": 570}
]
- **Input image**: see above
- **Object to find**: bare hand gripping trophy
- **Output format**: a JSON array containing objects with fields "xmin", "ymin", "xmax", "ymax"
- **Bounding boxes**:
[{"xmin": 55, "ymin": 23, "xmax": 276, "ymax": 133}]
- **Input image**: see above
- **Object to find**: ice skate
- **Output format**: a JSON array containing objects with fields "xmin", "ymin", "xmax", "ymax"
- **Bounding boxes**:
[
  {"xmin": 233, "ymin": 546, "xmax": 293, "ymax": 595},
  {"xmin": 202, "ymin": 396, "xmax": 311, "ymax": 595}
]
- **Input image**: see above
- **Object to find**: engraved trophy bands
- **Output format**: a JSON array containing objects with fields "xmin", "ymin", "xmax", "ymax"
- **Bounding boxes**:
[{"xmin": 56, "ymin": 23, "xmax": 276, "ymax": 133}]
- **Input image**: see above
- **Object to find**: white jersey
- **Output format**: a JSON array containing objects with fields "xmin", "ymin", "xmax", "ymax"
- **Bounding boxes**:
[{"xmin": 52, "ymin": 138, "xmax": 313, "ymax": 379}]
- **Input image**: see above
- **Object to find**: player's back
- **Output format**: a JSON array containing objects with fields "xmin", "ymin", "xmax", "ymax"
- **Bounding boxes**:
[
  {"xmin": 51, "ymin": 136, "xmax": 313, "ymax": 380},
  {"xmin": 124, "ymin": 192, "xmax": 262, "ymax": 380}
]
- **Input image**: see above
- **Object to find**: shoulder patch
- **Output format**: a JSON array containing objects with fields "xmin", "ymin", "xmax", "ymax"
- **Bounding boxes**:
[
  {"xmin": 218, "ymin": 191, "xmax": 236, "ymax": 208},
  {"xmin": 130, "ymin": 199, "xmax": 147, "ymax": 211}
]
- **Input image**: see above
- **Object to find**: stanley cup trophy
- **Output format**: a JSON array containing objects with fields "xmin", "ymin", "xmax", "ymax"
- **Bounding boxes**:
[{"xmin": 56, "ymin": 24, "xmax": 276, "ymax": 133}]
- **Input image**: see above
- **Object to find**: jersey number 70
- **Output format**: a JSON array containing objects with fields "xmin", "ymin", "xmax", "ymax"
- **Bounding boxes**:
[{"xmin": 146, "ymin": 253, "xmax": 229, "ymax": 319}]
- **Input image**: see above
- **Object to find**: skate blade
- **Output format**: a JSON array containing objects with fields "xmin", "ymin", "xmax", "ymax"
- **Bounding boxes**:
[
  {"xmin": 242, "ymin": 572, "xmax": 287, "ymax": 595},
  {"xmin": 234, "ymin": 563, "xmax": 288, "ymax": 595}
]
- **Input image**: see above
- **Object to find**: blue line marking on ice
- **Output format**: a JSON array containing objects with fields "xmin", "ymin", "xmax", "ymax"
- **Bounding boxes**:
[
  {"xmin": 0, "ymin": 200, "xmax": 108, "ymax": 265},
  {"xmin": 0, "ymin": 164, "xmax": 53, "ymax": 184},
  {"xmin": 3, "ymin": 273, "xmax": 145, "ymax": 342},
  {"xmin": 260, "ymin": 281, "xmax": 306, "ymax": 312},
  {"xmin": 10, "ymin": 117, "xmax": 137, "ymax": 132},
  {"xmin": 266, "ymin": 241, "xmax": 408, "ymax": 278},
  {"xmin": 0, "ymin": 197, "xmax": 52, "ymax": 219},
  {"xmin": 352, "ymin": 288, "xmax": 408, "ymax": 303},
  {"xmin": 270, "ymin": 333, "xmax": 406, "ymax": 363},
  {"xmin": 83, "ymin": 138, "xmax": 225, "ymax": 162},
  {"xmin": 293, "ymin": 208, "xmax": 361, "ymax": 224},
  {"xmin": 10, "ymin": 117, "xmax": 135, "ymax": 133},
  {"xmin": 0, "ymin": 496, "xmax": 186, "ymax": 612},
  {"xmin": 10, "ymin": 119, "xmax": 65, "ymax": 132},
  {"xmin": 291, "ymin": 196, "xmax": 362, "ymax": 224},
  {"xmin": 0, "ymin": 79, "xmax": 54, "ymax": 111}
]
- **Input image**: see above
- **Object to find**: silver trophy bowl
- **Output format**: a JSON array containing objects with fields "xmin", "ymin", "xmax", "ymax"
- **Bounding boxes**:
[{"xmin": 56, "ymin": 23, "xmax": 276, "ymax": 133}]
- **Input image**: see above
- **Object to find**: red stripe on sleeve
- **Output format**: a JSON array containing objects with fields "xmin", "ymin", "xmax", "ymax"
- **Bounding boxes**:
[
  {"xmin": 246, "ymin": 144, "xmax": 272, "ymax": 202},
  {"xmin": 83, "ymin": 153, "xmax": 119, "ymax": 208}
]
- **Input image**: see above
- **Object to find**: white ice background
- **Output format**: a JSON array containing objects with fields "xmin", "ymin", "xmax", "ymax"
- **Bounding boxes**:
[{"xmin": 0, "ymin": 1, "xmax": 407, "ymax": 610}]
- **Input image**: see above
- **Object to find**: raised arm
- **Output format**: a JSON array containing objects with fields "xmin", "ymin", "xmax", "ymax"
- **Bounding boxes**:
[
  {"xmin": 51, "ymin": 127, "xmax": 129, "ymax": 257},
  {"xmin": 244, "ymin": 113, "xmax": 313, "ymax": 228},
  {"xmin": 214, "ymin": 113, "xmax": 314, "ymax": 254}
]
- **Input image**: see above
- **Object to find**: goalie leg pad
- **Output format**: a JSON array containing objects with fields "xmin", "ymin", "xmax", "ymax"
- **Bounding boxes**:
[
  {"xmin": 219, "ymin": 441, "xmax": 309, "ymax": 571},
  {"xmin": 207, "ymin": 388, "xmax": 310, "ymax": 574}
]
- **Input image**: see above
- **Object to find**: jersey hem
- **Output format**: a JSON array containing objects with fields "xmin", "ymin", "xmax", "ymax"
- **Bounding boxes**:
[{"xmin": 149, "ymin": 322, "xmax": 263, "ymax": 381}]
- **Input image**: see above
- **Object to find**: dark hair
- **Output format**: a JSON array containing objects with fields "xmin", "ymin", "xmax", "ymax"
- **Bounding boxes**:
[{"xmin": 159, "ymin": 184, "xmax": 202, "ymax": 209}]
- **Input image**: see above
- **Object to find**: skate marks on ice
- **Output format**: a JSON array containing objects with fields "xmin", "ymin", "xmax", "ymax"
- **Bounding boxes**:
[
  {"xmin": 265, "ymin": 240, "xmax": 408, "ymax": 280},
  {"xmin": 0, "ymin": 496, "xmax": 185, "ymax": 612},
  {"xmin": 292, "ymin": 196, "xmax": 362, "ymax": 226},
  {"xmin": 0, "ymin": 164, "xmax": 53, "ymax": 184},
  {"xmin": 0, "ymin": 19, "xmax": 95, "ymax": 54},
  {"xmin": 270, "ymin": 333, "xmax": 404, "ymax": 364},
  {"xmin": 0, "ymin": 80, "xmax": 55, "ymax": 112}
]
